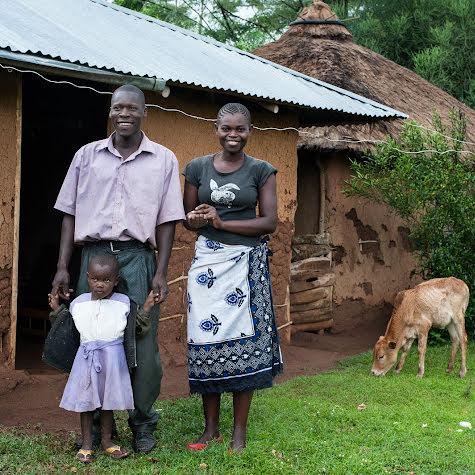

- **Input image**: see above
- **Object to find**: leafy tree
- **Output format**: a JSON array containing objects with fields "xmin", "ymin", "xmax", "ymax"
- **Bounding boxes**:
[
  {"xmin": 343, "ymin": 110, "xmax": 475, "ymax": 335},
  {"xmin": 334, "ymin": 0, "xmax": 475, "ymax": 108},
  {"xmin": 114, "ymin": 0, "xmax": 198, "ymax": 31},
  {"xmin": 114, "ymin": 0, "xmax": 310, "ymax": 49}
]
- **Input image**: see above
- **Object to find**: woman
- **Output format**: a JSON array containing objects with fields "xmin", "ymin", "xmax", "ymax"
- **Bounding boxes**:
[{"xmin": 183, "ymin": 103, "xmax": 283, "ymax": 452}]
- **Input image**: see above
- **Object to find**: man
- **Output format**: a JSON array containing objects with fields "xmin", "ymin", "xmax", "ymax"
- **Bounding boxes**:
[{"xmin": 51, "ymin": 84, "xmax": 185, "ymax": 453}]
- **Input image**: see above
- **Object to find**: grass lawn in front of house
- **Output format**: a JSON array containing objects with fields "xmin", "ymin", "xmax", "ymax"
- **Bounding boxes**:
[{"xmin": 1, "ymin": 342, "xmax": 474, "ymax": 474}]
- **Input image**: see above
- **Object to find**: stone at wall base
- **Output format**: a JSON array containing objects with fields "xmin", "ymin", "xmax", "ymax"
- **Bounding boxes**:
[
  {"xmin": 290, "ymin": 285, "xmax": 332, "ymax": 305},
  {"xmin": 292, "ymin": 233, "xmax": 330, "ymax": 246},
  {"xmin": 290, "ymin": 295, "xmax": 332, "ymax": 313},
  {"xmin": 290, "ymin": 319, "xmax": 334, "ymax": 335},
  {"xmin": 290, "ymin": 257, "xmax": 332, "ymax": 282},
  {"xmin": 291, "ymin": 244, "xmax": 332, "ymax": 262},
  {"xmin": 290, "ymin": 308, "xmax": 333, "ymax": 325},
  {"xmin": 290, "ymin": 273, "xmax": 335, "ymax": 293},
  {"xmin": 291, "ymin": 256, "xmax": 332, "ymax": 272}
]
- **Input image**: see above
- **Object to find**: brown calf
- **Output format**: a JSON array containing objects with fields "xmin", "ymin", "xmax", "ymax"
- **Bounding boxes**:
[{"xmin": 371, "ymin": 277, "xmax": 469, "ymax": 378}]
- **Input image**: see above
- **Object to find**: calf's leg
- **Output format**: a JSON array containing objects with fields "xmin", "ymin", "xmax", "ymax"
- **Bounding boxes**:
[
  {"xmin": 394, "ymin": 339, "xmax": 414, "ymax": 374},
  {"xmin": 459, "ymin": 321, "xmax": 467, "ymax": 378},
  {"xmin": 445, "ymin": 322, "xmax": 460, "ymax": 374},
  {"xmin": 416, "ymin": 327, "xmax": 430, "ymax": 378}
]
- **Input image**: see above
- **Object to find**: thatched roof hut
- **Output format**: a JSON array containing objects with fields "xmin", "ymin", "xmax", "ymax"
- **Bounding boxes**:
[
  {"xmin": 252, "ymin": 0, "xmax": 474, "ymax": 328},
  {"xmin": 253, "ymin": 0, "xmax": 475, "ymax": 153}
]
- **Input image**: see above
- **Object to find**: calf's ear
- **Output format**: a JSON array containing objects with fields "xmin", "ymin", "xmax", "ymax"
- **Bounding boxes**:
[{"xmin": 388, "ymin": 341, "xmax": 397, "ymax": 349}]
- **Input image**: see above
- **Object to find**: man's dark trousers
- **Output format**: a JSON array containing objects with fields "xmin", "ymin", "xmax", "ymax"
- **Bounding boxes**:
[{"xmin": 77, "ymin": 241, "xmax": 162, "ymax": 434}]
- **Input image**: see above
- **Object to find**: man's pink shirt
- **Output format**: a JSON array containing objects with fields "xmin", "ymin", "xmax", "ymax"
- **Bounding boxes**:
[{"xmin": 55, "ymin": 133, "xmax": 185, "ymax": 248}]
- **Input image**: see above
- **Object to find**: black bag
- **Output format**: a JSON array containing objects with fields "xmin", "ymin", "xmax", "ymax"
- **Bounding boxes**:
[{"xmin": 42, "ymin": 309, "xmax": 80, "ymax": 373}]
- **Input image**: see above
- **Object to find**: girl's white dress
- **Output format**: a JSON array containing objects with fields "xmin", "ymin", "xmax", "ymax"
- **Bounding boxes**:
[{"xmin": 59, "ymin": 292, "xmax": 134, "ymax": 412}]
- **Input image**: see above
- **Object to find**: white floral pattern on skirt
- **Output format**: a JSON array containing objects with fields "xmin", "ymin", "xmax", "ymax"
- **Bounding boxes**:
[{"xmin": 187, "ymin": 236, "xmax": 283, "ymax": 394}]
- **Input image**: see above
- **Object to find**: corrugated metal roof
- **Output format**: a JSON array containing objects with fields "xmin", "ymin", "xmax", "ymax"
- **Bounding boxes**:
[{"xmin": 0, "ymin": 0, "xmax": 406, "ymax": 119}]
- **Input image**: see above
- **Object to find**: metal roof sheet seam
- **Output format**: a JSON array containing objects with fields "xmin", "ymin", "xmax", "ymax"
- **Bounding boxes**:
[{"xmin": 0, "ymin": 0, "xmax": 407, "ymax": 119}]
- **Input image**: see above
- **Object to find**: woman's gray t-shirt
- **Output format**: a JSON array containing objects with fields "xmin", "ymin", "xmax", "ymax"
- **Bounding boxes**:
[{"xmin": 182, "ymin": 154, "xmax": 277, "ymax": 247}]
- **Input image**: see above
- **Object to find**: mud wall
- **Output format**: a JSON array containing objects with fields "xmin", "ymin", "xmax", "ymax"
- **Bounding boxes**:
[
  {"xmin": 0, "ymin": 70, "xmax": 21, "ymax": 366},
  {"xmin": 141, "ymin": 89, "xmax": 298, "ymax": 355},
  {"xmin": 0, "ymin": 80, "xmax": 298, "ymax": 368},
  {"xmin": 324, "ymin": 153, "xmax": 419, "ymax": 318}
]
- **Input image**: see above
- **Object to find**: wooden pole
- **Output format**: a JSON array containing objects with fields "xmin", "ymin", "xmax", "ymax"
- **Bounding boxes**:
[
  {"xmin": 167, "ymin": 275, "xmax": 188, "ymax": 285},
  {"xmin": 160, "ymin": 313, "xmax": 184, "ymax": 322},
  {"xmin": 277, "ymin": 320, "xmax": 293, "ymax": 331},
  {"xmin": 315, "ymin": 159, "xmax": 325, "ymax": 234},
  {"xmin": 7, "ymin": 73, "xmax": 22, "ymax": 369}
]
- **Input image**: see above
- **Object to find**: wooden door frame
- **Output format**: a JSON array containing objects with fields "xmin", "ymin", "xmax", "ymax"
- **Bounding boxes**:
[{"xmin": 6, "ymin": 74, "xmax": 22, "ymax": 368}]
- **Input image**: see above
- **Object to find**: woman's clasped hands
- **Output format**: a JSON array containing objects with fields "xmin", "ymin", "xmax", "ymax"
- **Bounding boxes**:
[{"xmin": 186, "ymin": 204, "xmax": 222, "ymax": 230}]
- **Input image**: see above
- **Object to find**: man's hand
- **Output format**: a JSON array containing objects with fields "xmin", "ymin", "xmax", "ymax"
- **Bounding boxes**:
[
  {"xmin": 52, "ymin": 214, "xmax": 75, "ymax": 299},
  {"xmin": 51, "ymin": 268, "xmax": 73, "ymax": 300},
  {"xmin": 154, "ymin": 221, "xmax": 176, "ymax": 305},
  {"xmin": 151, "ymin": 273, "xmax": 169, "ymax": 304}
]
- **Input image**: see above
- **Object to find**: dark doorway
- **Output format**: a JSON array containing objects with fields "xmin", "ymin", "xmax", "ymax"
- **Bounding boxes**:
[
  {"xmin": 294, "ymin": 150, "xmax": 321, "ymax": 235},
  {"xmin": 16, "ymin": 74, "xmax": 109, "ymax": 371}
]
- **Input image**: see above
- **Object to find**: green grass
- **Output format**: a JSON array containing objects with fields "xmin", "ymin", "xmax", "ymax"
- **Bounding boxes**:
[{"xmin": 1, "ymin": 343, "xmax": 474, "ymax": 474}]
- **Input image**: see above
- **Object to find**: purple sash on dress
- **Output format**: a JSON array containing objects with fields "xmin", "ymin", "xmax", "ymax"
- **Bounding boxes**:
[
  {"xmin": 60, "ymin": 336, "xmax": 134, "ymax": 412},
  {"xmin": 81, "ymin": 338, "xmax": 123, "ymax": 390}
]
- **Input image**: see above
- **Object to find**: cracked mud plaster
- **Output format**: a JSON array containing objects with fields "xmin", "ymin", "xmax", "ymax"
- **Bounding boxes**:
[
  {"xmin": 332, "ymin": 245, "xmax": 347, "ymax": 265},
  {"xmin": 345, "ymin": 208, "xmax": 384, "ymax": 264},
  {"xmin": 0, "ymin": 269, "xmax": 11, "ymax": 333},
  {"xmin": 397, "ymin": 226, "xmax": 413, "ymax": 251},
  {"xmin": 358, "ymin": 281, "xmax": 373, "ymax": 296},
  {"xmin": 324, "ymin": 153, "xmax": 418, "ymax": 307},
  {"xmin": 0, "ymin": 70, "xmax": 20, "ymax": 340}
]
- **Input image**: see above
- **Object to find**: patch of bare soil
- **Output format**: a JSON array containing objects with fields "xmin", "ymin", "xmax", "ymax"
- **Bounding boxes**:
[{"xmin": 0, "ymin": 301, "xmax": 390, "ymax": 437}]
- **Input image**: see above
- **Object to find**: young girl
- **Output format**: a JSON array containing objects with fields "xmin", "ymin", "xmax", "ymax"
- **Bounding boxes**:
[
  {"xmin": 48, "ymin": 253, "xmax": 157, "ymax": 463},
  {"xmin": 183, "ymin": 103, "xmax": 283, "ymax": 452}
]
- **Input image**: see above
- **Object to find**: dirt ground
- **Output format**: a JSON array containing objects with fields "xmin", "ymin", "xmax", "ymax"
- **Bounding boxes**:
[{"xmin": 0, "ymin": 300, "xmax": 390, "ymax": 437}]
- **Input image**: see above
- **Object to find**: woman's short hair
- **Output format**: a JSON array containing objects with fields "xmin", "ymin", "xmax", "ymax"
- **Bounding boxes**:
[{"xmin": 216, "ymin": 103, "xmax": 251, "ymax": 125}]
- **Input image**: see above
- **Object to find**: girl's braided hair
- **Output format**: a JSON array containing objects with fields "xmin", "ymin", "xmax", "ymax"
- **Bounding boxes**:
[{"xmin": 216, "ymin": 103, "xmax": 251, "ymax": 125}]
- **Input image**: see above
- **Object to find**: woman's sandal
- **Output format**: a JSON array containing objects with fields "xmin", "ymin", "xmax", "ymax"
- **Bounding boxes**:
[
  {"xmin": 187, "ymin": 435, "xmax": 223, "ymax": 451},
  {"xmin": 77, "ymin": 449, "xmax": 93, "ymax": 463},
  {"xmin": 102, "ymin": 445, "xmax": 131, "ymax": 460}
]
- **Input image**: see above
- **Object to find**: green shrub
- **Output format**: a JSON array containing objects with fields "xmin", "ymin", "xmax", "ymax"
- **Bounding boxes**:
[{"xmin": 343, "ymin": 110, "xmax": 474, "ymax": 335}]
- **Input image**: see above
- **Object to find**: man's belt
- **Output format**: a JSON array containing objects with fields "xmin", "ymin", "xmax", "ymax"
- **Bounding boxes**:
[{"xmin": 84, "ymin": 240, "xmax": 149, "ymax": 252}]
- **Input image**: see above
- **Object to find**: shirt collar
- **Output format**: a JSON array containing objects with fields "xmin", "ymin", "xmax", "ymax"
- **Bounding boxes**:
[{"xmin": 97, "ymin": 132, "xmax": 154, "ymax": 158}]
